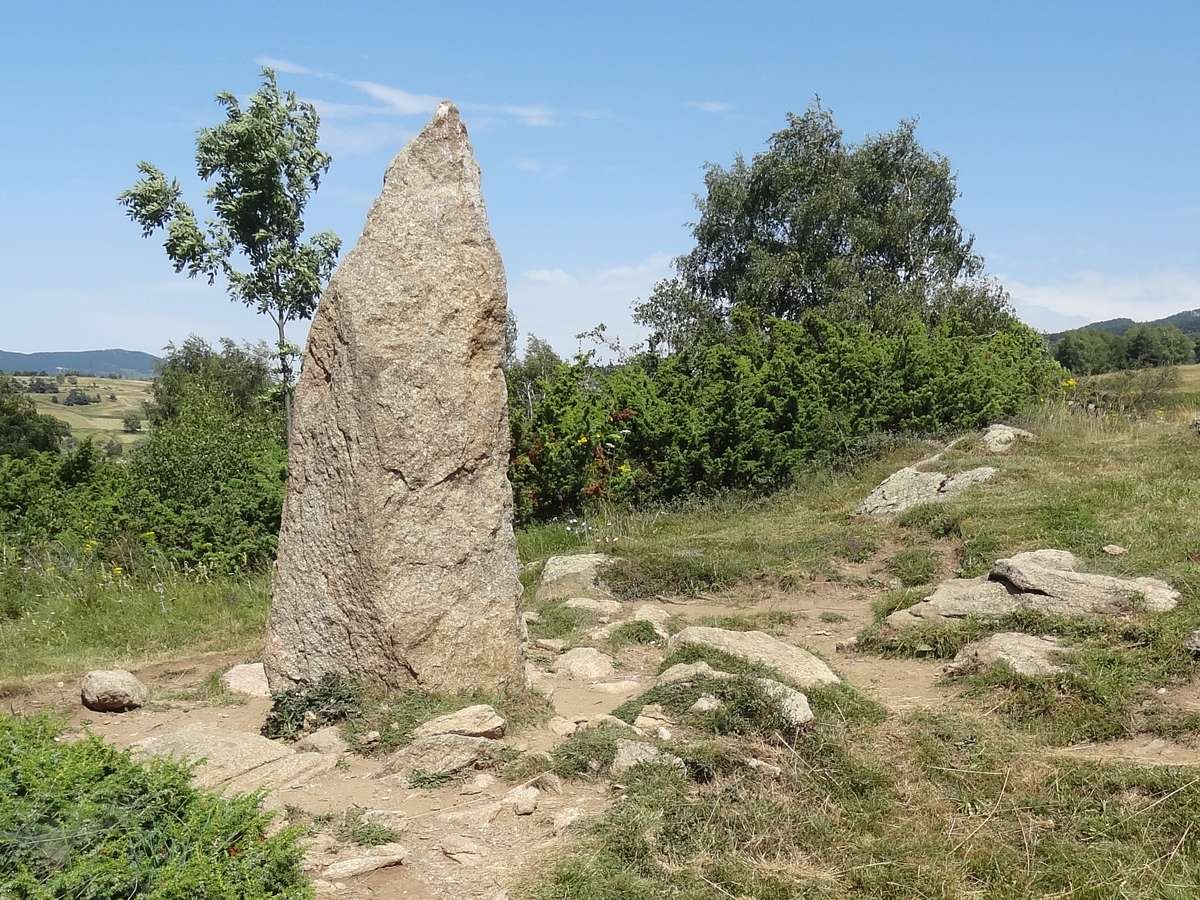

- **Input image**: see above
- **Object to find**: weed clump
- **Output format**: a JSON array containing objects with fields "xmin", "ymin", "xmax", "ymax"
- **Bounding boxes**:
[{"xmin": 261, "ymin": 672, "xmax": 362, "ymax": 741}]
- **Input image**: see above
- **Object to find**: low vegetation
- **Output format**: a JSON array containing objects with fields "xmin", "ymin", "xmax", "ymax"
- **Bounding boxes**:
[{"xmin": 0, "ymin": 715, "xmax": 310, "ymax": 898}]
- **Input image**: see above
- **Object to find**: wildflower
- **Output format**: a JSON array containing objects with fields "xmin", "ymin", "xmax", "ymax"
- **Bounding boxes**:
[
  {"xmin": 112, "ymin": 565, "xmax": 123, "ymax": 576},
  {"xmin": 1063, "ymin": 377, "xmax": 1078, "ymax": 391},
  {"xmin": 576, "ymin": 435, "xmax": 589, "ymax": 445},
  {"xmin": 618, "ymin": 463, "xmax": 632, "ymax": 476}
]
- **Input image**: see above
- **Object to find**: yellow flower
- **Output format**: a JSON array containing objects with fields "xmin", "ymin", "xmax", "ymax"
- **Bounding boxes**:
[
  {"xmin": 112, "ymin": 565, "xmax": 123, "ymax": 576},
  {"xmin": 576, "ymin": 434, "xmax": 589, "ymax": 445},
  {"xmin": 1063, "ymin": 377, "xmax": 1078, "ymax": 391},
  {"xmin": 619, "ymin": 462, "xmax": 632, "ymax": 475}
]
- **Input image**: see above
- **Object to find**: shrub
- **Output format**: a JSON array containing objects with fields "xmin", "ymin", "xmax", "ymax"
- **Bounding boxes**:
[
  {"xmin": 261, "ymin": 673, "xmax": 362, "ymax": 741},
  {"xmin": 0, "ymin": 714, "xmax": 310, "ymax": 898}
]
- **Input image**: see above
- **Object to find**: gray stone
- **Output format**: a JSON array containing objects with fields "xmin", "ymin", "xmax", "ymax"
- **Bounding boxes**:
[
  {"xmin": 628, "ymin": 604, "xmax": 672, "ymax": 639},
  {"xmin": 322, "ymin": 844, "xmax": 406, "ymax": 880},
  {"xmin": 533, "ymin": 638, "xmax": 567, "ymax": 652},
  {"xmin": 438, "ymin": 834, "xmax": 486, "ymax": 865},
  {"xmin": 943, "ymin": 632, "xmax": 1065, "ymax": 677},
  {"xmin": 80, "ymin": 669, "xmax": 148, "ymax": 712},
  {"xmin": 413, "ymin": 704, "xmax": 506, "ymax": 740},
  {"xmin": 1186, "ymin": 630, "xmax": 1200, "ymax": 659},
  {"xmin": 220, "ymin": 662, "xmax": 271, "ymax": 698},
  {"xmin": 887, "ymin": 549, "xmax": 1179, "ymax": 628},
  {"xmin": 633, "ymin": 703, "xmax": 675, "ymax": 737},
  {"xmin": 588, "ymin": 679, "xmax": 642, "ymax": 694},
  {"xmin": 667, "ymin": 627, "xmax": 840, "ymax": 688},
  {"xmin": 754, "ymin": 678, "xmax": 815, "ymax": 727},
  {"xmin": 380, "ymin": 734, "xmax": 497, "ymax": 781},
  {"xmin": 689, "ymin": 694, "xmax": 723, "ymax": 713},
  {"xmin": 858, "ymin": 466, "xmax": 998, "ymax": 518},
  {"xmin": 610, "ymin": 740, "xmax": 684, "ymax": 776},
  {"xmin": 265, "ymin": 102, "xmax": 525, "ymax": 695},
  {"xmin": 552, "ymin": 806, "xmax": 583, "ymax": 835},
  {"xmin": 656, "ymin": 660, "xmax": 733, "ymax": 686},
  {"xmin": 565, "ymin": 596, "xmax": 622, "ymax": 617},
  {"xmin": 503, "ymin": 785, "xmax": 539, "ymax": 815},
  {"xmin": 134, "ymin": 723, "xmax": 336, "ymax": 794},
  {"xmin": 553, "ymin": 647, "xmax": 616, "ymax": 680},
  {"xmin": 296, "ymin": 725, "xmax": 349, "ymax": 755},
  {"xmin": 1103, "ymin": 544, "xmax": 1129, "ymax": 556},
  {"xmin": 536, "ymin": 554, "xmax": 616, "ymax": 601},
  {"xmin": 982, "ymin": 424, "xmax": 1033, "ymax": 453}
]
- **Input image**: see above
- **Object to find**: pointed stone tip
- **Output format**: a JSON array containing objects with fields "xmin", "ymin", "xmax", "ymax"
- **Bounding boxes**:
[{"xmin": 435, "ymin": 100, "xmax": 458, "ymax": 120}]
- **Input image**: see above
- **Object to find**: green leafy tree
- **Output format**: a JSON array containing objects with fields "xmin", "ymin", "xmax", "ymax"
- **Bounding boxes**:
[
  {"xmin": 119, "ymin": 68, "xmax": 340, "ymax": 433},
  {"xmin": 121, "ymin": 414, "xmax": 143, "ymax": 434},
  {"xmin": 146, "ymin": 336, "xmax": 276, "ymax": 428},
  {"xmin": 0, "ymin": 377, "xmax": 70, "ymax": 457},
  {"xmin": 655, "ymin": 101, "xmax": 1005, "ymax": 338}
]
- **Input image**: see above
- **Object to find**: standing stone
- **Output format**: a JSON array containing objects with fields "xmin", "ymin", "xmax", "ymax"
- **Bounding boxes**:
[{"xmin": 265, "ymin": 103, "xmax": 524, "ymax": 693}]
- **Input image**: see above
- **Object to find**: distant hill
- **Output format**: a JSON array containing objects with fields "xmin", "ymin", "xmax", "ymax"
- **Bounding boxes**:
[
  {"xmin": 1047, "ymin": 308, "xmax": 1200, "ymax": 342},
  {"xmin": 0, "ymin": 349, "xmax": 159, "ymax": 378}
]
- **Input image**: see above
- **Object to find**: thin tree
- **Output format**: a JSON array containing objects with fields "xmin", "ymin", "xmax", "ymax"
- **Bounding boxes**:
[{"xmin": 119, "ymin": 67, "xmax": 340, "ymax": 434}]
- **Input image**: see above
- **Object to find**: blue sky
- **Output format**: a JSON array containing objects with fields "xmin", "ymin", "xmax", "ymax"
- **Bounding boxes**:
[{"xmin": 4, "ymin": 1, "xmax": 1199, "ymax": 356}]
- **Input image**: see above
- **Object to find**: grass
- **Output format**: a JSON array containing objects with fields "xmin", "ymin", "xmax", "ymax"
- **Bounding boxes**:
[
  {"xmin": 692, "ymin": 610, "xmax": 799, "ymax": 633},
  {"xmin": 883, "ymin": 546, "xmax": 940, "ymax": 586},
  {"xmin": 607, "ymin": 619, "xmax": 662, "ymax": 648},
  {"xmin": 525, "ymin": 599, "xmax": 594, "ymax": 641},
  {"xmin": 287, "ymin": 806, "xmax": 403, "ymax": 847},
  {"xmin": 0, "ymin": 549, "xmax": 269, "ymax": 681}
]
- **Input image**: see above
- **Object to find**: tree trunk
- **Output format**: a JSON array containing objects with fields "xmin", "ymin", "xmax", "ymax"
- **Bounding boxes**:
[{"xmin": 277, "ymin": 318, "xmax": 293, "ymax": 444}]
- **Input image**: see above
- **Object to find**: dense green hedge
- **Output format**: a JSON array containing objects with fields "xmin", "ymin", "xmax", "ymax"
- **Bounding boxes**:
[
  {"xmin": 510, "ymin": 310, "xmax": 1061, "ymax": 520},
  {"xmin": 0, "ymin": 715, "xmax": 310, "ymax": 899}
]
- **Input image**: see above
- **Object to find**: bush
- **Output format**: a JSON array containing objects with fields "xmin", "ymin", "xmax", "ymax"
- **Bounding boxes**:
[
  {"xmin": 510, "ymin": 309, "xmax": 1061, "ymax": 522},
  {"xmin": 261, "ymin": 673, "xmax": 361, "ymax": 741},
  {"xmin": 0, "ymin": 714, "xmax": 310, "ymax": 898}
]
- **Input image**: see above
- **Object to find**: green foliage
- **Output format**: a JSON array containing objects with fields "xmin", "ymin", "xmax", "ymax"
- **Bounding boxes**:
[
  {"xmin": 119, "ymin": 68, "xmax": 340, "ymax": 416},
  {"xmin": 147, "ymin": 336, "xmax": 278, "ymax": 428},
  {"xmin": 549, "ymin": 725, "xmax": 626, "ymax": 779},
  {"xmin": 607, "ymin": 619, "xmax": 662, "ymax": 648},
  {"xmin": 526, "ymin": 599, "xmax": 593, "ymax": 640},
  {"xmin": 261, "ymin": 673, "xmax": 362, "ymax": 741},
  {"xmin": 509, "ymin": 309, "xmax": 1060, "ymax": 521},
  {"xmin": 0, "ymin": 714, "xmax": 310, "ymax": 899},
  {"xmin": 0, "ymin": 378, "xmax": 69, "ymax": 457}
]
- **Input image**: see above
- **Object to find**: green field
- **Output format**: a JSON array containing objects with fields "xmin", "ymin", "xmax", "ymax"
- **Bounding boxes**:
[{"xmin": 26, "ymin": 376, "xmax": 153, "ymax": 445}]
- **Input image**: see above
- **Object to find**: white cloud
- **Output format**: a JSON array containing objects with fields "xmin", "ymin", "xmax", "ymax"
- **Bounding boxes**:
[
  {"xmin": 463, "ymin": 102, "xmax": 555, "ymax": 127},
  {"xmin": 514, "ymin": 158, "xmax": 568, "ymax": 176},
  {"xmin": 687, "ymin": 100, "xmax": 735, "ymax": 113},
  {"xmin": 1005, "ymin": 271, "xmax": 1200, "ymax": 329},
  {"xmin": 511, "ymin": 253, "xmax": 675, "ymax": 354},
  {"xmin": 347, "ymin": 80, "xmax": 442, "ymax": 115},
  {"xmin": 319, "ymin": 122, "xmax": 412, "ymax": 157}
]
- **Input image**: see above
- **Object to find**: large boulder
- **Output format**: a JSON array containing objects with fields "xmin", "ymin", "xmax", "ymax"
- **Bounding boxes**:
[
  {"xmin": 667, "ymin": 627, "xmax": 840, "ymax": 688},
  {"xmin": 858, "ymin": 466, "xmax": 997, "ymax": 518},
  {"xmin": 887, "ymin": 550, "xmax": 1180, "ymax": 628},
  {"xmin": 536, "ymin": 554, "xmax": 617, "ymax": 602},
  {"xmin": 80, "ymin": 670, "xmax": 148, "ymax": 712},
  {"xmin": 943, "ymin": 633, "xmax": 1065, "ymax": 677},
  {"xmin": 264, "ymin": 103, "xmax": 525, "ymax": 694}
]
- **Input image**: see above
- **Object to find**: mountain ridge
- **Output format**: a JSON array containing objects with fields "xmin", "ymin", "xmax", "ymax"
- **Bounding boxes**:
[
  {"xmin": 1046, "ymin": 308, "xmax": 1200, "ymax": 341},
  {"xmin": 0, "ymin": 349, "xmax": 160, "ymax": 378}
]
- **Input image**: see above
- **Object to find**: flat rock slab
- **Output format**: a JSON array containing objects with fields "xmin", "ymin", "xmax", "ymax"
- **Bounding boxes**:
[
  {"xmin": 667, "ymin": 626, "xmax": 840, "ymax": 688},
  {"xmin": 322, "ymin": 844, "xmax": 407, "ymax": 880},
  {"xmin": 611, "ymin": 740, "xmax": 684, "ymax": 776},
  {"xmin": 858, "ymin": 466, "xmax": 998, "ymax": 518},
  {"xmin": 134, "ymin": 723, "xmax": 336, "ymax": 794},
  {"xmin": 944, "ymin": 632, "xmax": 1065, "ymax": 677},
  {"xmin": 536, "ymin": 554, "xmax": 617, "ymax": 602},
  {"xmin": 553, "ymin": 647, "xmax": 616, "ymax": 680},
  {"xmin": 380, "ymin": 734, "xmax": 498, "ymax": 781},
  {"xmin": 887, "ymin": 549, "xmax": 1180, "ymax": 628},
  {"xmin": 413, "ymin": 704, "xmax": 506, "ymax": 739},
  {"xmin": 982, "ymin": 424, "xmax": 1034, "ymax": 453}
]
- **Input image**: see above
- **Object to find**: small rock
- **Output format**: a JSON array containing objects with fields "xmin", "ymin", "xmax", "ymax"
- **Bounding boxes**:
[
  {"xmin": 667, "ymin": 627, "xmax": 840, "ymax": 688},
  {"xmin": 982, "ymin": 423, "xmax": 1034, "ymax": 453},
  {"xmin": 461, "ymin": 772, "xmax": 498, "ymax": 795},
  {"xmin": 379, "ymin": 734, "xmax": 497, "ymax": 781},
  {"xmin": 554, "ymin": 647, "xmax": 616, "ymax": 680},
  {"xmin": 536, "ymin": 554, "xmax": 617, "ymax": 602},
  {"xmin": 689, "ymin": 694, "xmax": 723, "ymax": 714},
  {"xmin": 585, "ymin": 713, "xmax": 642, "ymax": 734},
  {"xmin": 628, "ymin": 604, "xmax": 672, "ymax": 639},
  {"xmin": 1103, "ymin": 544, "xmax": 1129, "ymax": 556},
  {"xmin": 610, "ymin": 739, "xmax": 685, "ymax": 777},
  {"xmin": 504, "ymin": 785, "xmax": 539, "ymax": 815},
  {"xmin": 553, "ymin": 806, "xmax": 582, "ymax": 835},
  {"xmin": 524, "ymin": 662, "xmax": 556, "ymax": 698},
  {"xmin": 548, "ymin": 716, "xmax": 579, "ymax": 737},
  {"xmin": 565, "ymin": 596, "xmax": 623, "ymax": 617},
  {"xmin": 633, "ymin": 703, "xmax": 675, "ymax": 734},
  {"xmin": 80, "ymin": 670, "xmax": 148, "ymax": 712},
  {"xmin": 360, "ymin": 730, "xmax": 381, "ymax": 746},
  {"xmin": 322, "ymin": 844, "xmax": 406, "ymax": 879},
  {"xmin": 521, "ymin": 611, "xmax": 542, "ymax": 626},
  {"xmin": 528, "ymin": 771, "xmax": 563, "ymax": 794},
  {"xmin": 438, "ymin": 834, "xmax": 486, "ymax": 866},
  {"xmin": 413, "ymin": 705, "xmax": 507, "ymax": 740},
  {"xmin": 745, "ymin": 758, "xmax": 784, "ymax": 778},
  {"xmin": 1185, "ymin": 630, "xmax": 1200, "ymax": 658},
  {"xmin": 858, "ymin": 464, "xmax": 998, "ymax": 517},
  {"xmin": 754, "ymin": 678, "xmax": 814, "ymax": 727},
  {"xmin": 220, "ymin": 662, "xmax": 271, "ymax": 698},
  {"xmin": 296, "ymin": 725, "xmax": 349, "ymax": 755},
  {"xmin": 534, "ymin": 638, "xmax": 567, "ymax": 652},
  {"xmin": 656, "ymin": 661, "xmax": 732, "ymax": 686},
  {"xmin": 943, "ymin": 632, "xmax": 1065, "ymax": 677}
]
